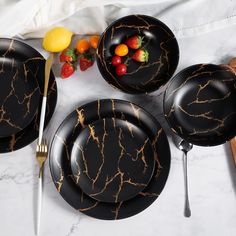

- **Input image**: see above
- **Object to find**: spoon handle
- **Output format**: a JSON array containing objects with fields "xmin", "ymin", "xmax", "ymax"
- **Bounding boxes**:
[{"xmin": 183, "ymin": 152, "xmax": 191, "ymax": 217}]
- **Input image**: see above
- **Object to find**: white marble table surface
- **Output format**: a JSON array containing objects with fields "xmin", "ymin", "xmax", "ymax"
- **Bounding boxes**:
[{"xmin": 0, "ymin": 26, "xmax": 236, "ymax": 236}]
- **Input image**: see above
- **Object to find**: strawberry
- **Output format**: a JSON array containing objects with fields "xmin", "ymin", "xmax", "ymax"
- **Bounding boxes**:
[
  {"xmin": 79, "ymin": 52, "xmax": 94, "ymax": 71},
  {"xmin": 131, "ymin": 49, "xmax": 149, "ymax": 62},
  {"xmin": 60, "ymin": 48, "xmax": 77, "ymax": 63},
  {"xmin": 126, "ymin": 35, "xmax": 143, "ymax": 49},
  {"xmin": 60, "ymin": 63, "xmax": 75, "ymax": 79}
]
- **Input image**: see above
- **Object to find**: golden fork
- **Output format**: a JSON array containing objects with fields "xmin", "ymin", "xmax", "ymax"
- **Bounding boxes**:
[{"xmin": 36, "ymin": 139, "xmax": 48, "ymax": 235}]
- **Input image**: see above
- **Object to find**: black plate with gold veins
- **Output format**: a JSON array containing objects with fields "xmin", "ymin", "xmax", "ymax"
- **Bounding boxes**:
[
  {"xmin": 70, "ymin": 117, "xmax": 155, "ymax": 203},
  {"xmin": 50, "ymin": 99, "xmax": 170, "ymax": 220},
  {"xmin": 0, "ymin": 54, "xmax": 40, "ymax": 137},
  {"xmin": 96, "ymin": 15, "xmax": 179, "ymax": 94},
  {"xmin": 0, "ymin": 38, "xmax": 57, "ymax": 153},
  {"xmin": 164, "ymin": 64, "xmax": 236, "ymax": 146}
]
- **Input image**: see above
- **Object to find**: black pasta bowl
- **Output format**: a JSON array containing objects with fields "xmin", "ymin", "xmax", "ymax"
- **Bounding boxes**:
[
  {"xmin": 163, "ymin": 63, "xmax": 236, "ymax": 146},
  {"xmin": 96, "ymin": 15, "xmax": 179, "ymax": 94}
]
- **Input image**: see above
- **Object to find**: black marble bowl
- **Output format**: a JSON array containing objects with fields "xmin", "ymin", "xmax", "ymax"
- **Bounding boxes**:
[
  {"xmin": 96, "ymin": 15, "xmax": 179, "ymax": 94},
  {"xmin": 164, "ymin": 64, "xmax": 236, "ymax": 146}
]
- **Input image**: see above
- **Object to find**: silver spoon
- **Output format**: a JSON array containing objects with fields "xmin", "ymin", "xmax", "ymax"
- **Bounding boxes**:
[{"xmin": 178, "ymin": 140, "xmax": 193, "ymax": 217}]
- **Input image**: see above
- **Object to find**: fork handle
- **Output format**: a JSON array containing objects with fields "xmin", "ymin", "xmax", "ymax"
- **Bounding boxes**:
[
  {"xmin": 38, "ymin": 96, "xmax": 47, "ymax": 145},
  {"xmin": 36, "ymin": 173, "xmax": 43, "ymax": 235}
]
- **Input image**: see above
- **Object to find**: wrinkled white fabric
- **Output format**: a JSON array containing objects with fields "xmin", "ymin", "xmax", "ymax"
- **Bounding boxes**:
[{"xmin": 0, "ymin": 0, "xmax": 236, "ymax": 38}]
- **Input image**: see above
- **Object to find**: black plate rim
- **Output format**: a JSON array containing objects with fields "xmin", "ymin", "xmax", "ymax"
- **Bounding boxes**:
[
  {"xmin": 49, "ymin": 99, "xmax": 171, "ymax": 220},
  {"xmin": 96, "ymin": 14, "xmax": 180, "ymax": 94},
  {"xmin": 0, "ymin": 37, "xmax": 58, "ymax": 153}
]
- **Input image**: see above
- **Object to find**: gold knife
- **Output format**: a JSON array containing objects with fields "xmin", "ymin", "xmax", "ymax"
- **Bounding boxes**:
[
  {"xmin": 36, "ymin": 53, "xmax": 53, "ymax": 235},
  {"xmin": 38, "ymin": 53, "xmax": 53, "ymax": 145}
]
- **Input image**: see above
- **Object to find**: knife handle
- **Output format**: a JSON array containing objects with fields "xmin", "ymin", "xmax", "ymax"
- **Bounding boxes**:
[
  {"xmin": 229, "ymin": 137, "xmax": 236, "ymax": 166},
  {"xmin": 36, "ymin": 174, "xmax": 42, "ymax": 235},
  {"xmin": 38, "ymin": 96, "xmax": 47, "ymax": 145}
]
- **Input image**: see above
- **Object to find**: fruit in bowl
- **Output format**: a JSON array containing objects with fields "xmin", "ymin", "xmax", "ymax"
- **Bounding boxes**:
[{"xmin": 96, "ymin": 15, "xmax": 179, "ymax": 94}]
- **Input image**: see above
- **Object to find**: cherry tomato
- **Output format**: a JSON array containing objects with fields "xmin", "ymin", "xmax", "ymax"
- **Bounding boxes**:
[
  {"xmin": 115, "ymin": 44, "xmax": 129, "ymax": 57},
  {"xmin": 89, "ymin": 35, "xmax": 100, "ymax": 49},
  {"xmin": 76, "ymin": 39, "xmax": 90, "ymax": 54},
  {"xmin": 111, "ymin": 55, "xmax": 121, "ymax": 66},
  {"xmin": 116, "ymin": 64, "xmax": 127, "ymax": 76}
]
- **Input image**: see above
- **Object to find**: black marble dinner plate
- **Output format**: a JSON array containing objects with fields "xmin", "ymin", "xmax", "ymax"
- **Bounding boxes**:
[
  {"xmin": 0, "ymin": 38, "xmax": 57, "ymax": 153},
  {"xmin": 164, "ymin": 64, "xmax": 236, "ymax": 146},
  {"xmin": 0, "ymin": 57, "xmax": 40, "ymax": 137},
  {"xmin": 96, "ymin": 15, "xmax": 179, "ymax": 94},
  {"xmin": 50, "ymin": 99, "xmax": 170, "ymax": 220},
  {"xmin": 70, "ymin": 117, "xmax": 155, "ymax": 203}
]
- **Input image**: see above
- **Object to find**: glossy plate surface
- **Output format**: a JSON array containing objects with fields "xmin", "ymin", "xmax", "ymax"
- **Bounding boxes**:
[
  {"xmin": 50, "ymin": 99, "xmax": 170, "ymax": 220},
  {"xmin": 0, "ymin": 57, "xmax": 41, "ymax": 137},
  {"xmin": 96, "ymin": 15, "xmax": 179, "ymax": 94},
  {"xmin": 0, "ymin": 38, "xmax": 57, "ymax": 153},
  {"xmin": 164, "ymin": 64, "xmax": 236, "ymax": 146},
  {"xmin": 70, "ymin": 117, "xmax": 155, "ymax": 203}
]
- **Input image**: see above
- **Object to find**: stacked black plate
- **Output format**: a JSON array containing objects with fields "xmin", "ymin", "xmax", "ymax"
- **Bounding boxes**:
[
  {"xmin": 50, "ymin": 99, "xmax": 170, "ymax": 220},
  {"xmin": 0, "ymin": 38, "xmax": 57, "ymax": 153}
]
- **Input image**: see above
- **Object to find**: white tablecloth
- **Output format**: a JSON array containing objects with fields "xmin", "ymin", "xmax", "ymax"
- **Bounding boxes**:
[{"xmin": 1, "ymin": 0, "xmax": 236, "ymax": 39}]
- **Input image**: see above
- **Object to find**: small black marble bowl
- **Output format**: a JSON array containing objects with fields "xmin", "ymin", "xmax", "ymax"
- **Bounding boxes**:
[{"xmin": 96, "ymin": 15, "xmax": 179, "ymax": 94}]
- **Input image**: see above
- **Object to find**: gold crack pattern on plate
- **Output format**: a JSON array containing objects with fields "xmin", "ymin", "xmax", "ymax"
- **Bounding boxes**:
[
  {"xmin": 139, "ymin": 192, "xmax": 159, "ymax": 197},
  {"xmin": 75, "ymin": 108, "xmax": 85, "ymax": 128},
  {"xmin": 97, "ymin": 100, "xmax": 101, "ymax": 119},
  {"xmin": 79, "ymin": 202, "xmax": 99, "ymax": 212},
  {"xmin": 55, "ymin": 135, "xmax": 70, "ymax": 161},
  {"xmin": 77, "ymin": 118, "xmax": 153, "ymax": 203},
  {"xmin": 165, "ymin": 64, "xmax": 236, "ymax": 144},
  {"xmin": 55, "ymin": 157, "xmax": 64, "ymax": 193},
  {"xmin": 133, "ymin": 138, "xmax": 149, "ymax": 174},
  {"xmin": 130, "ymin": 103, "xmax": 140, "ymax": 121},
  {"xmin": 111, "ymin": 201, "xmax": 123, "ymax": 220},
  {"xmin": 165, "ymin": 69, "xmax": 225, "ymax": 101},
  {"xmin": 152, "ymin": 128, "xmax": 163, "ymax": 177},
  {"xmin": 96, "ymin": 15, "xmax": 178, "ymax": 94},
  {"xmin": 90, "ymin": 119, "xmax": 107, "ymax": 188},
  {"xmin": 0, "ymin": 39, "xmax": 57, "ymax": 154},
  {"xmin": 125, "ymin": 120, "xmax": 134, "ymax": 137},
  {"xmin": 51, "ymin": 100, "xmax": 170, "ymax": 220},
  {"xmin": 0, "ymin": 57, "xmax": 40, "ymax": 133}
]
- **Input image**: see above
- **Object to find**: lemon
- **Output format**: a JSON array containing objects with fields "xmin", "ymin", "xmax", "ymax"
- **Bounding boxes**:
[{"xmin": 43, "ymin": 27, "xmax": 73, "ymax": 52}]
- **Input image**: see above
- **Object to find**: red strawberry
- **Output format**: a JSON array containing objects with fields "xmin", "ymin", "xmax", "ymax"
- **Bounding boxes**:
[
  {"xmin": 126, "ymin": 36, "xmax": 143, "ymax": 49},
  {"xmin": 116, "ymin": 64, "xmax": 127, "ymax": 76},
  {"xmin": 131, "ymin": 49, "xmax": 149, "ymax": 62},
  {"xmin": 60, "ymin": 63, "xmax": 75, "ymax": 79},
  {"xmin": 80, "ymin": 52, "xmax": 94, "ymax": 71},
  {"xmin": 60, "ymin": 48, "xmax": 77, "ymax": 63}
]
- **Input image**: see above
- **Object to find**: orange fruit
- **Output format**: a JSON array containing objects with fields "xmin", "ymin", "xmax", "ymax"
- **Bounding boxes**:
[
  {"xmin": 115, "ymin": 44, "xmax": 129, "ymax": 57},
  {"xmin": 90, "ymin": 35, "xmax": 100, "ymax": 49},
  {"xmin": 76, "ymin": 39, "xmax": 90, "ymax": 54}
]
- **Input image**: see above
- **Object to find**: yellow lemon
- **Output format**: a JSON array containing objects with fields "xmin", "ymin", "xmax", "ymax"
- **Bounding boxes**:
[{"xmin": 43, "ymin": 27, "xmax": 73, "ymax": 52}]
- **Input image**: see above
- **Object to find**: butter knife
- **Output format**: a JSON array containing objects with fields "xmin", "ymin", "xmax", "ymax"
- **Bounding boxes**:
[
  {"xmin": 36, "ymin": 53, "xmax": 53, "ymax": 235},
  {"xmin": 38, "ymin": 53, "xmax": 54, "ymax": 145}
]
